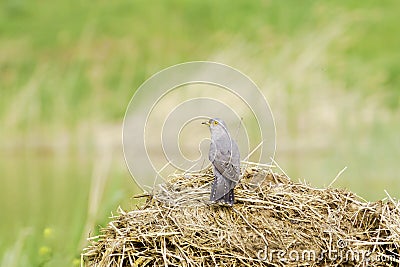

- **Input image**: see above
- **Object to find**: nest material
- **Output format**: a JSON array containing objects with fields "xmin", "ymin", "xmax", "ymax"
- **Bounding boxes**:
[{"xmin": 83, "ymin": 166, "xmax": 400, "ymax": 266}]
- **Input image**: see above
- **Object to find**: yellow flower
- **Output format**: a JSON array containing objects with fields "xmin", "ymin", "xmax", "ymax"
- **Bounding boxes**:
[
  {"xmin": 39, "ymin": 246, "xmax": 52, "ymax": 257},
  {"xmin": 43, "ymin": 227, "xmax": 54, "ymax": 239},
  {"xmin": 72, "ymin": 258, "xmax": 81, "ymax": 266}
]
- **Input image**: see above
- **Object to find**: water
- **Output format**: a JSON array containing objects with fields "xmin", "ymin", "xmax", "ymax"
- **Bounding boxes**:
[{"xmin": 1, "ymin": 118, "xmax": 398, "ymax": 266}]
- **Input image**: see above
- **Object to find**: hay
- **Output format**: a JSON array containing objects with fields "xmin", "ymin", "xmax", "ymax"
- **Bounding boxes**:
[{"xmin": 82, "ymin": 165, "xmax": 400, "ymax": 266}]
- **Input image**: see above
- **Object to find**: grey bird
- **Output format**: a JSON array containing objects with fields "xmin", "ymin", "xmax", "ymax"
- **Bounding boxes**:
[{"xmin": 202, "ymin": 118, "xmax": 240, "ymax": 205}]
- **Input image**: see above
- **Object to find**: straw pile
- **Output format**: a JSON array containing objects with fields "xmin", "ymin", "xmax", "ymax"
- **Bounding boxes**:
[{"xmin": 82, "ymin": 165, "xmax": 400, "ymax": 266}]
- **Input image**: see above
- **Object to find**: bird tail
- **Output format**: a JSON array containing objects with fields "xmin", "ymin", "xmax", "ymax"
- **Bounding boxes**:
[
  {"xmin": 223, "ymin": 189, "xmax": 234, "ymax": 205},
  {"xmin": 210, "ymin": 182, "xmax": 235, "ymax": 205},
  {"xmin": 210, "ymin": 168, "xmax": 235, "ymax": 205}
]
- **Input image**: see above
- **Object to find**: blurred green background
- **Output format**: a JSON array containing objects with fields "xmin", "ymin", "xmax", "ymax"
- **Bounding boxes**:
[{"xmin": 1, "ymin": 0, "xmax": 399, "ymax": 266}]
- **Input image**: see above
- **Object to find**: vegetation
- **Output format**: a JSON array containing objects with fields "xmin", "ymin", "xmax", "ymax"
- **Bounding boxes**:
[
  {"xmin": 83, "ymin": 167, "xmax": 400, "ymax": 266},
  {"xmin": 1, "ymin": 0, "xmax": 399, "ymax": 266}
]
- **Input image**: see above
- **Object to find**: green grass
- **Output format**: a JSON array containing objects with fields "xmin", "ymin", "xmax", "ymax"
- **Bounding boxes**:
[
  {"xmin": 1, "ymin": 0, "xmax": 399, "ymax": 128},
  {"xmin": 1, "ymin": 0, "xmax": 399, "ymax": 266},
  {"xmin": 0, "ymin": 150, "xmax": 140, "ymax": 266}
]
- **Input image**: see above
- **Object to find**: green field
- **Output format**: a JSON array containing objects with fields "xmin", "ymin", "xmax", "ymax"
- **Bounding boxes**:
[{"xmin": 1, "ymin": 1, "xmax": 399, "ymax": 266}]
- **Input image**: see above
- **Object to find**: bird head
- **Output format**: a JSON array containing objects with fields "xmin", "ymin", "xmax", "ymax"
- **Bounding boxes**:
[{"xmin": 202, "ymin": 118, "xmax": 229, "ymax": 135}]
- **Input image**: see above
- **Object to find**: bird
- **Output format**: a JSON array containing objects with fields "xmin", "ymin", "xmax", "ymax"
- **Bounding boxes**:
[{"xmin": 202, "ymin": 118, "xmax": 241, "ymax": 205}]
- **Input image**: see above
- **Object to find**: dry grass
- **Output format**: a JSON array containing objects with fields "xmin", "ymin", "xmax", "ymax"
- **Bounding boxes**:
[{"xmin": 82, "ymin": 165, "xmax": 400, "ymax": 266}]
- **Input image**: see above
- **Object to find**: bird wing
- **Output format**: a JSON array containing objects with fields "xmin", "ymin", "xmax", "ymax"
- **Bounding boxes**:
[
  {"xmin": 210, "ymin": 166, "xmax": 235, "ymax": 201},
  {"xmin": 210, "ymin": 139, "xmax": 240, "ymax": 183}
]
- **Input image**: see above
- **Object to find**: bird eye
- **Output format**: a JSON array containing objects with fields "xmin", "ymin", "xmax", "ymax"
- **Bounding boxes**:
[{"xmin": 213, "ymin": 121, "xmax": 218, "ymax": 125}]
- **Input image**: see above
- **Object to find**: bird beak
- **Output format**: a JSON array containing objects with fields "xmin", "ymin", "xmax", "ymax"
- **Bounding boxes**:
[{"xmin": 202, "ymin": 121, "xmax": 210, "ymax": 126}]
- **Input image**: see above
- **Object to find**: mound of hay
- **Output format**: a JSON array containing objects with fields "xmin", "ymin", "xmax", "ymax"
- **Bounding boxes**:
[{"xmin": 83, "ymin": 166, "xmax": 400, "ymax": 266}]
